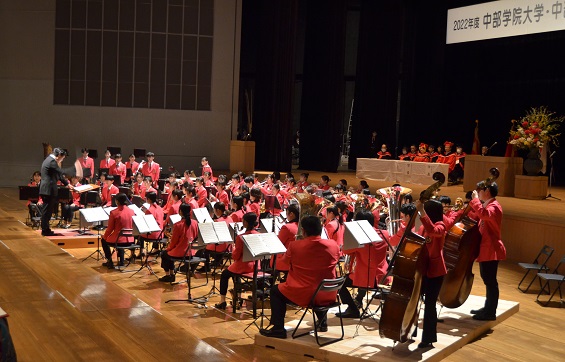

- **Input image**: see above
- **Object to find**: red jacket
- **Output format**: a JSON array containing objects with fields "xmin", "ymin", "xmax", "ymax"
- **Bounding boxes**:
[
  {"xmin": 278, "ymin": 236, "xmax": 340, "ymax": 307},
  {"xmin": 77, "ymin": 157, "xmax": 94, "ymax": 177},
  {"xmin": 102, "ymin": 184, "xmax": 119, "ymax": 207},
  {"xmin": 418, "ymin": 215, "xmax": 447, "ymax": 278},
  {"xmin": 230, "ymin": 209, "xmax": 245, "ymax": 223},
  {"xmin": 125, "ymin": 161, "xmax": 139, "ymax": 181},
  {"xmin": 412, "ymin": 152, "xmax": 430, "ymax": 162},
  {"xmin": 167, "ymin": 219, "xmax": 199, "ymax": 257},
  {"xmin": 324, "ymin": 218, "xmax": 344, "ymax": 251},
  {"xmin": 165, "ymin": 200, "xmax": 182, "ymax": 225},
  {"xmin": 99, "ymin": 158, "xmax": 116, "ymax": 170},
  {"xmin": 196, "ymin": 185, "xmax": 208, "ymax": 207},
  {"xmin": 103, "ymin": 205, "xmax": 135, "ymax": 243},
  {"xmin": 202, "ymin": 164, "xmax": 213, "ymax": 178},
  {"xmin": 110, "ymin": 162, "xmax": 126, "ymax": 184},
  {"xmin": 227, "ymin": 230, "xmax": 257, "ymax": 274},
  {"xmin": 205, "ymin": 216, "xmax": 231, "ymax": 252},
  {"xmin": 469, "ymin": 198, "xmax": 506, "ymax": 262},
  {"xmin": 140, "ymin": 161, "xmax": 160, "ymax": 184},
  {"xmin": 144, "ymin": 203, "xmax": 164, "ymax": 239},
  {"xmin": 436, "ymin": 152, "xmax": 456, "ymax": 173},
  {"xmin": 271, "ymin": 221, "xmax": 298, "ymax": 271},
  {"xmin": 344, "ymin": 233, "xmax": 390, "ymax": 288}
]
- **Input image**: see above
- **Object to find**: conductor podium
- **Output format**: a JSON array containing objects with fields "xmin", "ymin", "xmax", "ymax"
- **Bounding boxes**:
[{"xmin": 463, "ymin": 156, "xmax": 523, "ymax": 197}]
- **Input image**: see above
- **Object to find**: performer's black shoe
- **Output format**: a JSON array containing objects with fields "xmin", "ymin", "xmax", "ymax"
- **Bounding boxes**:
[
  {"xmin": 335, "ymin": 307, "xmax": 360, "ymax": 319},
  {"xmin": 418, "ymin": 342, "xmax": 434, "ymax": 349},
  {"xmin": 470, "ymin": 307, "xmax": 484, "ymax": 315},
  {"xmin": 214, "ymin": 301, "xmax": 227, "ymax": 310},
  {"xmin": 472, "ymin": 312, "xmax": 496, "ymax": 321},
  {"xmin": 158, "ymin": 274, "xmax": 175, "ymax": 283},
  {"xmin": 42, "ymin": 230, "xmax": 55, "ymax": 236},
  {"xmin": 259, "ymin": 327, "xmax": 287, "ymax": 339}
]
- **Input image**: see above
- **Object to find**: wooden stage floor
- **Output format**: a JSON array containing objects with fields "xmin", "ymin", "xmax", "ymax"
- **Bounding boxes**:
[{"xmin": 0, "ymin": 178, "xmax": 564, "ymax": 361}]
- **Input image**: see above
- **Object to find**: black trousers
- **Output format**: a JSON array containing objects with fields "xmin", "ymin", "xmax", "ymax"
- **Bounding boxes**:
[
  {"xmin": 160, "ymin": 251, "xmax": 175, "ymax": 272},
  {"xmin": 61, "ymin": 204, "xmax": 80, "ymax": 222},
  {"xmin": 421, "ymin": 275, "xmax": 444, "ymax": 344},
  {"xmin": 101, "ymin": 239, "xmax": 131, "ymax": 265},
  {"xmin": 479, "ymin": 260, "xmax": 499, "ymax": 316},
  {"xmin": 219, "ymin": 269, "xmax": 240, "ymax": 296},
  {"xmin": 270, "ymin": 284, "xmax": 327, "ymax": 330},
  {"xmin": 40, "ymin": 194, "xmax": 56, "ymax": 233},
  {"xmin": 339, "ymin": 276, "xmax": 372, "ymax": 309}
]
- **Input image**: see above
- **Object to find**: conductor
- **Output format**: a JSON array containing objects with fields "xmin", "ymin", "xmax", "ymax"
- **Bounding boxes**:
[{"xmin": 39, "ymin": 148, "xmax": 74, "ymax": 236}]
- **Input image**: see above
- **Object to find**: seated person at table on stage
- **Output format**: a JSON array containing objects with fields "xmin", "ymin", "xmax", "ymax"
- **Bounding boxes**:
[
  {"xmin": 60, "ymin": 175, "xmax": 84, "ymax": 229},
  {"xmin": 99, "ymin": 149, "xmax": 115, "ymax": 170},
  {"xmin": 201, "ymin": 157, "xmax": 214, "ymax": 179},
  {"xmin": 140, "ymin": 176, "xmax": 157, "ymax": 200},
  {"xmin": 195, "ymin": 202, "xmax": 233, "ymax": 272},
  {"xmin": 413, "ymin": 143, "xmax": 430, "ymax": 162},
  {"xmin": 398, "ymin": 146, "xmax": 411, "ymax": 161},
  {"xmin": 214, "ymin": 212, "xmax": 259, "ymax": 309},
  {"xmin": 101, "ymin": 193, "xmax": 136, "ymax": 268},
  {"xmin": 296, "ymin": 172, "xmax": 309, "ymax": 193},
  {"xmin": 436, "ymin": 141, "xmax": 457, "ymax": 182},
  {"xmin": 389, "ymin": 202, "xmax": 417, "ymax": 249},
  {"xmin": 407, "ymin": 144, "xmax": 418, "ymax": 160},
  {"xmin": 101, "ymin": 175, "xmax": 119, "ymax": 207},
  {"xmin": 324, "ymin": 205, "xmax": 344, "ymax": 251},
  {"xmin": 109, "ymin": 153, "xmax": 126, "ymax": 185},
  {"xmin": 182, "ymin": 184, "xmax": 199, "ymax": 216},
  {"xmin": 356, "ymin": 180, "xmax": 370, "ymax": 194},
  {"xmin": 27, "ymin": 171, "xmax": 43, "ymax": 216},
  {"xmin": 229, "ymin": 195, "xmax": 246, "ymax": 223},
  {"xmin": 132, "ymin": 172, "xmax": 144, "ymax": 196},
  {"xmin": 428, "ymin": 144, "xmax": 439, "ymax": 162},
  {"xmin": 194, "ymin": 177, "xmax": 208, "ymax": 208},
  {"xmin": 164, "ymin": 189, "xmax": 184, "ymax": 225},
  {"xmin": 336, "ymin": 210, "xmax": 391, "ymax": 318},
  {"xmin": 135, "ymin": 191, "xmax": 164, "ymax": 258},
  {"xmin": 270, "ymin": 204, "xmax": 299, "ymax": 279},
  {"xmin": 481, "ymin": 145, "xmax": 489, "ymax": 156},
  {"xmin": 138, "ymin": 151, "xmax": 160, "ymax": 187},
  {"xmin": 377, "ymin": 144, "xmax": 392, "ymax": 159},
  {"xmin": 125, "ymin": 154, "xmax": 139, "ymax": 183},
  {"xmin": 77, "ymin": 148, "xmax": 94, "ymax": 183},
  {"xmin": 451, "ymin": 145, "xmax": 466, "ymax": 184},
  {"xmin": 260, "ymin": 216, "xmax": 341, "ymax": 339},
  {"xmin": 434, "ymin": 145, "xmax": 443, "ymax": 162},
  {"xmin": 158, "ymin": 203, "xmax": 199, "ymax": 283},
  {"xmin": 318, "ymin": 175, "xmax": 331, "ymax": 191}
]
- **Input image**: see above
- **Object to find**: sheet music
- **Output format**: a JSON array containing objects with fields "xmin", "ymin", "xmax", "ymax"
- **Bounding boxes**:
[
  {"xmin": 74, "ymin": 184, "xmax": 97, "ymax": 193},
  {"xmin": 133, "ymin": 214, "xmax": 161, "ymax": 234},
  {"xmin": 358, "ymin": 220, "xmax": 382, "ymax": 242},
  {"xmin": 199, "ymin": 223, "xmax": 220, "ymax": 244},
  {"xmin": 259, "ymin": 218, "xmax": 283, "ymax": 235},
  {"xmin": 229, "ymin": 222, "xmax": 246, "ymax": 235},
  {"xmin": 103, "ymin": 206, "xmax": 117, "ymax": 215},
  {"xmin": 213, "ymin": 222, "xmax": 233, "ymax": 243},
  {"xmin": 193, "ymin": 207, "xmax": 214, "ymax": 223},
  {"xmin": 79, "ymin": 207, "xmax": 110, "ymax": 223},
  {"xmin": 262, "ymin": 233, "xmax": 287, "ymax": 254},
  {"xmin": 128, "ymin": 204, "xmax": 145, "ymax": 217},
  {"xmin": 321, "ymin": 227, "xmax": 329, "ymax": 240},
  {"xmin": 242, "ymin": 233, "xmax": 287, "ymax": 261},
  {"xmin": 343, "ymin": 220, "xmax": 383, "ymax": 250},
  {"xmin": 242, "ymin": 234, "xmax": 271, "ymax": 257},
  {"xmin": 170, "ymin": 214, "xmax": 182, "ymax": 224}
]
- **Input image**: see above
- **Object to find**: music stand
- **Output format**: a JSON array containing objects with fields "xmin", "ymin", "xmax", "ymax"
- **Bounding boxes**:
[
  {"xmin": 130, "ymin": 214, "xmax": 162, "ymax": 278},
  {"xmin": 199, "ymin": 222, "xmax": 234, "ymax": 297},
  {"xmin": 545, "ymin": 151, "xmax": 560, "ymax": 201},
  {"xmin": 80, "ymin": 207, "xmax": 110, "ymax": 262}
]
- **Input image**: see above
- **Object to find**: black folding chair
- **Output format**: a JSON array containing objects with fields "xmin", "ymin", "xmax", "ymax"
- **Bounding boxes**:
[
  {"xmin": 518, "ymin": 245, "xmax": 554, "ymax": 293},
  {"xmin": 536, "ymin": 255, "xmax": 565, "ymax": 307}
]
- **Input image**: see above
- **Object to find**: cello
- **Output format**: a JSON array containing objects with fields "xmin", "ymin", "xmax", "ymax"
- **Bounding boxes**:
[
  {"xmin": 379, "ymin": 172, "xmax": 445, "ymax": 343},
  {"xmin": 439, "ymin": 167, "xmax": 499, "ymax": 308}
]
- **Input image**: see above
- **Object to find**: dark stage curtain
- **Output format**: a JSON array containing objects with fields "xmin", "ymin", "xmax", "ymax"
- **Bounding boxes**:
[
  {"xmin": 298, "ymin": 0, "xmax": 347, "ymax": 172},
  {"xmin": 251, "ymin": 0, "xmax": 299, "ymax": 172}
]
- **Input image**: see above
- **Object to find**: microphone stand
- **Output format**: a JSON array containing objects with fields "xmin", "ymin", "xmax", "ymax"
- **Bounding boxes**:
[{"xmin": 545, "ymin": 151, "xmax": 560, "ymax": 200}]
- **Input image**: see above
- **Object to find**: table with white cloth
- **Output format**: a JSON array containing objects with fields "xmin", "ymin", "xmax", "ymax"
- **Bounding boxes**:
[{"xmin": 356, "ymin": 158, "xmax": 449, "ymax": 185}]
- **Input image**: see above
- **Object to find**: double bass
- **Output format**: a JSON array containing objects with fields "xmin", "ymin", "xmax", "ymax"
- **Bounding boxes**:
[
  {"xmin": 439, "ymin": 167, "xmax": 499, "ymax": 308},
  {"xmin": 379, "ymin": 172, "xmax": 445, "ymax": 343}
]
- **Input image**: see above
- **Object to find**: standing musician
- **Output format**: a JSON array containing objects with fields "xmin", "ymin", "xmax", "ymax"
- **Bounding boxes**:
[
  {"xmin": 99, "ymin": 150, "xmax": 115, "ymax": 170},
  {"xmin": 336, "ymin": 211, "xmax": 390, "ymax": 318},
  {"xmin": 139, "ymin": 152, "xmax": 160, "ymax": 186},
  {"xmin": 158, "ymin": 203, "xmax": 198, "ymax": 283},
  {"xmin": 260, "ymin": 216, "xmax": 340, "ymax": 339},
  {"xmin": 125, "ymin": 154, "xmax": 139, "ymax": 183},
  {"xmin": 109, "ymin": 153, "xmax": 126, "ymax": 185},
  {"xmin": 77, "ymin": 148, "xmax": 94, "ymax": 183},
  {"xmin": 60, "ymin": 175, "xmax": 83, "ymax": 229},
  {"xmin": 469, "ymin": 181, "xmax": 506, "ymax": 321},
  {"xmin": 413, "ymin": 143, "xmax": 430, "ymax": 162},
  {"xmin": 415, "ymin": 199, "xmax": 447, "ymax": 349},
  {"xmin": 101, "ymin": 175, "xmax": 119, "ymax": 207},
  {"xmin": 39, "ymin": 148, "xmax": 72, "ymax": 236},
  {"xmin": 214, "ymin": 212, "xmax": 259, "ymax": 309},
  {"xmin": 101, "ymin": 193, "xmax": 135, "ymax": 268},
  {"xmin": 377, "ymin": 144, "xmax": 392, "ymax": 159}
]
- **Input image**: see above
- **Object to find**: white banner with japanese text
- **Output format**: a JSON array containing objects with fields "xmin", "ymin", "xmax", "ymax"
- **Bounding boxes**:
[{"xmin": 447, "ymin": 0, "xmax": 565, "ymax": 44}]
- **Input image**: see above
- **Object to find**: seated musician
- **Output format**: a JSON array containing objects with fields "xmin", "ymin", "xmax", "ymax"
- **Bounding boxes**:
[
  {"xmin": 132, "ymin": 172, "xmax": 144, "ymax": 196},
  {"xmin": 194, "ymin": 177, "xmax": 208, "ymax": 208},
  {"xmin": 201, "ymin": 157, "xmax": 214, "ymax": 179},
  {"xmin": 60, "ymin": 175, "xmax": 83, "ymax": 228},
  {"xmin": 164, "ymin": 189, "xmax": 183, "ymax": 225},
  {"xmin": 125, "ymin": 154, "xmax": 139, "ymax": 183},
  {"xmin": 324, "ymin": 206, "xmax": 344, "ymax": 251},
  {"xmin": 182, "ymin": 184, "xmax": 199, "ymax": 215},
  {"xmin": 101, "ymin": 175, "xmax": 119, "ymax": 207},
  {"xmin": 101, "ymin": 193, "xmax": 136, "ymax": 268},
  {"xmin": 229, "ymin": 196, "xmax": 246, "ymax": 223},
  {"xmin": 158, "ymin": 203, "xmax": 198, "ymax": 283},
  {"xmin": 260, "ymin": 174, "xmax": 275, "ymax": 195},
  {"xmin": 202, "ymin": 171, "xmax": 214, "ymax": 187},
  {"xmin": 318, "ymin": 175, "xmax": 331, "ymax": 191},
  {"xmin": 398, "ymin": 147, "xmax": 411, "ymax": 161},
  {"xmin": 77, "ymin": 148, "xmax": 94, "ymax": 183},
  {"xmin": 296, "ymin": 172, "xmax": 309, "ymax": 192},
  {"xmin": 140, "ymin": 176, "xmax": 157, "ymax": 200},
  {"xmin": 214, "ymin": 212, "xmax": 259, "ymax": 309},
  {"xmin": 270, "ymin": 205, "xmax": 299, "ymax": 279},
  {"xmin": 356, "ymin": 180, "xmax": 370, "ymax": 194},
  {"xmin": 413, "ymin": 143, "xmax": 430, "ymax": 162},
  {"xmin": 182, "ymin": 169, "xmax": 194, "ymax": 185},
  {"xmin": 415, "ymin": 199, "xmax": 447, "ymax": 349},
  {"xmin": 260, "ymin": 216, "xmax": 340, "ymax": 339},
  {"xmin": 389, "ymin": 203, "xmax": 416, "ymax": 248},
  {"xmin": 282, "ymin": 177, "xmax": 297, "ymax": 198},
  {"xmin": 109, "ymin": 153, "xmax": 126, "ymax": 185},
  {"xmin": 27, "ymin": 171, "xmax": 43, "ymax": 216},
  {"xmin": 377, "ymin": 144, "xmax": 392, "ymax": 159},
  {"xmin": 99, "ymin": 149, "xmax": 115, "ymax": 170},
  {"xmin": 136, "ymin": 191, "xmax": 164, "ymax": 258},
  {"xmin": 210, "ymin": 181, "xmax": 229, "ymax": 205},
  {"xmin": 247, "ymin": 188, "xmax": 262, "ymax": 216},
  {"xmin": 195, "ymin": 202, "xmax": 232, "ymax": 273},
  {"xmin": 139, "ymin": 152, "xmax": 160, "ymax": 186},
  {"xmin": 229, "ymin": 174, "xmax": 241, "ymax": 195},
  {"xmin": 164, "ymin": 173, "xmax": 178, "ymax": 194},
  {"xmin": 335, "ymin": 200, "xmax": 353, "ymax": 223},
  {"xmin": 336, "ymin": 211, "xmax": 390, "ymax": 318},
  {"xmin": 243, "ymin": 176, "xmax": 255, "ymax": 191},
  {"xmin": 270, "ymin": 184, "xmax": 286, "ymax": 216}
]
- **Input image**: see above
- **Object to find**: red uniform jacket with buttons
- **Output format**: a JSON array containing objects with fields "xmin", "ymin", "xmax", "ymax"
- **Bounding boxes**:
[
  {"xmin": 418, "ymin": 215, "xmax": 447, "ymax": 278},
  {"xmin": 469, "ymin": 198, "xmax": 506, "ymax": 262},
  {"xmin": 103, "ymin": 205, "xmax": 135, "ymax": 243}
]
